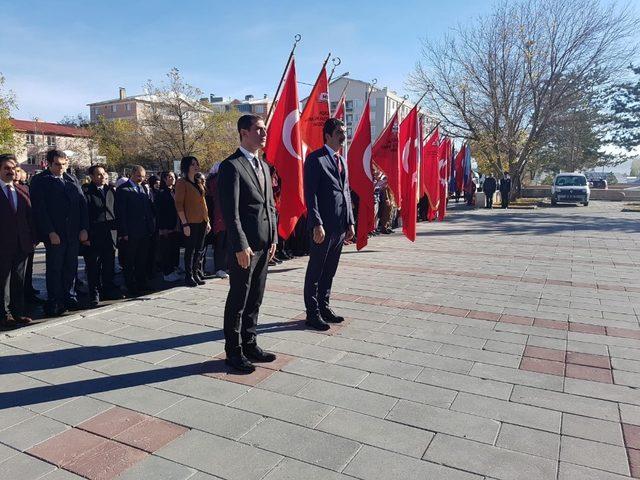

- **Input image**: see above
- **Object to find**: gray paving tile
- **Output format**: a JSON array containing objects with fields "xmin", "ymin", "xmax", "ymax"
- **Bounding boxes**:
[
  {"xmin": 386, "ymin": 348, "xmax": 474, "ymax": 374},
  {"xmin": 262, "ymin": 458, "xmax": 352, "ymax": 479},
  {"xmin": 256, "ymin": 371, "xmax": 313, "ymax": 396},
  {"xmin": 561, "ymin": 413, "xmax": 624, "ymax": 446},
  {"xmin": 154, "ymin": 374, "xmax": 249, "ymax": 405},
  {"xmin": 415, "ymin": 366, "xmax": 512, "ymax": 399},
  {"xmin": 559, "ymin": 436, "xmax": 630, "ymax": 476},
  {"xmin": 316, "ymin": 408, "xmax": 432, "ymax": 457},
  {"xmin": 0, "ymin": 442, "xmax": 18, "ymax": 463},
  {"xmin": 386, "ymin": 399, "xmax": 500, "ymax": 444},
  {"xmin": 157, "ymin": 429, "xmax": 281, "ymax": 480},
  {"xmin": 335, "ymin": 352, "xmax": 423, "ymax": 380},
  {"xmin": 357, "ymin": 373, "xmax": 456, "ymax": 408},
  {"xmin": 424, "ymin": 433, "xmax": 557, "ymax": 480},
  {"xmin": 469, "ymin": 363, "xmax": 564, "ymax": 391},
  {"xmin": 40, "ymin": 469, "xmax": 86, "ymax": 479},
  {"xmin": 343, "ymin": 444, "xmax": 482, "ymax": 480},
  {"xmin": 281, "ymin": 358, "xmax": 369, "ymax": 386},
  {"xmin": 41, "ymin": 396, "xmax": 112, "ymax": 426},
  {"xmin": 297, "ymin": 380, "xmax": 397, "ymax": 419},
  {"xmin": 115, "ymin": 455, "xmax": 196, "ymax": 480},
  {"xmin": 90, "ymin": 384, "xmax": 185, "ymax": 415},
  {"xmin": 558, "ymin": 462, "xmax": 633, "ymax": 480},
  {"xmin": 0, "ymin": 452, "xmax": 57, "ymax": 478},
  {"xmin": 157, "ymin": 397, "xmax": 262, "ymax": 440},
  {"xmin": 496, "ymin": 423, "xmax": 560, "ymax": 459},
  {"xmin": 620, "ymin": 403, "xmax": 640, "ymax": 425},
  {"xmin": 0, "ymin": 414, "xmax": 68, "ymax": 450},
  {"xmin": 240, "ymin": 418, "xmax": 360, "ymax": 471}
]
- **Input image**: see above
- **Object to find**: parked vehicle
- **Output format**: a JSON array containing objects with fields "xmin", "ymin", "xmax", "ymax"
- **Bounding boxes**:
[
  {"xmin": 589, "ymin": 179, "xmax": 608, "ymax": 189},
  {"xmin": 551, "ymin": 173, "xmax": 590, "ymax": 206}
]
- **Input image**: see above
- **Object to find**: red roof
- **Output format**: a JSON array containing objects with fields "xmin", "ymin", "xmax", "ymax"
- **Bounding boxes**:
[{"xmin": 10, "ymin": 119, "xmax": 91, "ymax": 138}]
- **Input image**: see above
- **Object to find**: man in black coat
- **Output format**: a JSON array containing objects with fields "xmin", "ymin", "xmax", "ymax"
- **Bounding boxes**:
[
  {"xmin": 30, "ymin": 149, "xmax": 88, "ymax": 316},
  {"xmin": 499, "ymin": 171, "xmax": 512, "ymax": 209},
  {"xmin": 303, "ymin": 118, "xmax": 355, "ymax": 331},
  {"xmin": 115, "ymin": 165, "xmax": 155, "ymax": 296},
  {"xmin": 218, "ymin": 114, "xmax": 277, "ymax": 373},
  {"xmin": 83, "ymin": 164, "xmax": 122, "ymax": 306},
  {"xmin": 0, "ymin": 154, "xmax": 36, "ymax": 327},
  {"xmin": 483, "ymin": 174, "xmax": 497, "ymax": 209}
]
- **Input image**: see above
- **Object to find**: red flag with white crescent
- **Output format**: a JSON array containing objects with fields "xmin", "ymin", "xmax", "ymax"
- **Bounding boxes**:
[
  {"xmin": 437, "ymin": 137, "xmax": 451, "ymax": 221},
  {"xmin": 399, "ymin": 105, "xmax": 419, "ymax": 242},
  {"xmin": 423, "ymin": 128, "xmax": 440, "ymax": 214},
  {"xmin": 300, "ymin": 65, "xmax": 330, "ymax": 158},
  {"xmin": 347, "ymin": 98, "xmax": 374, "ymax": 250},
  {"xmin": 372, "ymin": 110, "xmax": 400, "ymax": 203},
  {"xmin": 264, "ymin": 57, "xmax": 305, "ymax": 240},
  {"xmin": 333, "ymin": 90, "xmax": 346, "ymax": 123}
]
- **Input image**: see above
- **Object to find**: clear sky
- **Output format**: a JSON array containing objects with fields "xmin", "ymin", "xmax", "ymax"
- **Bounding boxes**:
[{"xmin": 0, "ymin": 0, "xmax": 494, "ymax": 122}]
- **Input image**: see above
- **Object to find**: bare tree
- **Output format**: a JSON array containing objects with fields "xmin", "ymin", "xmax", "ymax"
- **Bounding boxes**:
[
  {"xmin": 0, "ymin": 73, "xmax": 18, "ymax": 154},
  {"xmin": 409, "ymin": 0, "xmax": 638, "ymax": 197}
]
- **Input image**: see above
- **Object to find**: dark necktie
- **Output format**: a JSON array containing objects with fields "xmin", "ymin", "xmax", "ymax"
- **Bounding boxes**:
[
  {"xmin": 6, "ymin": 185, "xmax": 16, "ymax": 212},
  {"xmin": 253, "ymin": 157, "xmax": 265, "ymax": 192},
  {"xmin": 334, "ymin": 154, "xmax": 343, "ymax": 175}
]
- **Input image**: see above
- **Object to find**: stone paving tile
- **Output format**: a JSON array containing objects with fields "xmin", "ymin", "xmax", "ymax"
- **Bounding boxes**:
[
  {"xmin": 566, "ymin": 363, "xmax": 614, "ymax": 383},
  {"xmin": 157, "ymin": 429, "xmax": 282, "ymax": 480},
  {"xmin": 343, "ymin": 445, "xmax": 482, "ymax": 480},
  {"xmin": 386, "ymin": 399, "xmax": 500, "ymax": 444},
  {"xmin": 621, "ymin": 404, "xmax": 640, "ymax": 426},
  {"xmin": 295, "ymin": 379, "xmax": 398, "ymax": 418},
  {"xmin": 113, "ymin": 454, "xmax": 197, "ymax": 480},
  {"xmin": 424, "ymin": 433, "xmax": 557, "ymax": 480},
  {"xmin": 386, "ymin": 348, "xmax": 474, "ymax": 374},
  {"xmin": 153, "ymin": 374, "xmax": 249, "ymax": 405},
  {"xmin": 240, "ymin": 418, "xmax": 360, "ymax": 471},
  {"xmin": 436, "ymin": 344, "xmax": 521, "ymax": 368},
  {"xmin": 112, "ymin": 417, "xmax": 188, "ymax": 452},
  {"xmin": 357, "ymin": 372, "xmax": 456, "ymax": 408},
  {"xmin": 40, "ymin": 469, "xmax": 86, "ymax": 479},
  {"xmin": 562, "ymin": 413, "xmax": 625, "ymax": 446},
  {"xmin": 0, "ymin": 442, "xmax": 18, "ymax": 463},
  {"xmin": 28, "ymin": 428, "xmax": 107, "ymax": 467},
  {"xmin": 623, "ymin": 423, "xmax": 640, "ymax": 450},
  {"xmin": 316, "ymin": 407, "xmax": 433, "ymax": 457},
  {"xmin": 564, "ymin": 378, "xmax": 640, "ymax": 406},
  {"xmin": 63, "ymin": 439, "xmax": 149, "ymax": 480},
  {"xmin": 90, "ymin": 385, "xmax": 185, "ymax": 415},
  {"xmin": 255, "ymin": 371, "xmax": 312, "ymax": 396},
  {"xmin": 495, "ymin": 423, "xmax": 560, "ymax": 459},
  {"xmin": 281, "ymin": 358, "xmax": 369, "ymax": 386},
  {"xmin": 262, "ymin": 457, "xmax": 352, "ymax": 480},
  {"xmin": 520, "ymin": 356, "xmax": 566, "ymax": 376},
  {"xmin": 469, "ymin": 362, "xmax": 564, "ymax": 391},
  {"xmin": 0, "ymin": 452, "xmax": 58, "ymax": 479},
  {"xmin": 558, "ymin": 462, "xmax": 634, "ymax": 480},
  {"xmin": 335, "ymin": 351, "xmax": 423, "ymax": 380},
  {"xmin": 0, "ymin": 414, "xmax": 69, "ymax": 450},
  {"xmin": 415, "ymin": 366, "xmax": 513, "ymax": 399},
  {"xmin": 560, "ymin": 435, "xmax": 630, "ymax": 476},
  {"xmin": 41, "ymin": 397, "xmax": 113, "ymax": 427}
]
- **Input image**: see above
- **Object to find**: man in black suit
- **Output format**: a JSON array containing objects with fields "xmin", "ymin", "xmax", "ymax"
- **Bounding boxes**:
[
  {"xmin": 30, "ymin": 149, "xmax": 88, "ymax": 316},
  {"xmin": 0, "ymin": 154, "xmax": 35, "ymax": 327},
  {"xmin": 499, "ymin": 171, "xmax": 512, "ymax": 209},
  {"xmin": 115, "ymin": 165, "xmax": 155, "ymax": 297},
  {"xmin": 483, "ymin": 174, "xmax": 497, "ymax": 209},
  {"xmin": 218, "ymin": 114, "xmax": 277, "ymax": 373},
  {"xmin": 303, "ymin": 118, "xmax": 355, "ymax": 331},
  {"xmin": 83, "ymin": 164, "xmax": 122, "ymax": 307}
]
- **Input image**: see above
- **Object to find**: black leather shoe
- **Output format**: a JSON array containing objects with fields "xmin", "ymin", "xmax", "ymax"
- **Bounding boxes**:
[
  {"xmin": 244, "ymin": 345, "xmax": 276, "ymax": 363},
  {"xmin": 89, "ymin": 295, "xmax": 100, "ymax": 308},
  {"xmin": 193, "ymin": 272, "xmax": 206, "ymax": 285},
  {"xmin": 305, "ymin": 316, "xmax": 331, "ymax": 331},
  {"xmin": 225, "ymin": 355, "xmax": 256, "ymax": 373},
  {"xmin": 320, "ymin": 308, "xmax": 344, "ymax": 323},
  {"xmin": 185, "ymin": 275, "xmax": 198, "ymax": 287},
  {"xmin": 65, "ymin": 298, "xmax": 80, "ymax": 311}
]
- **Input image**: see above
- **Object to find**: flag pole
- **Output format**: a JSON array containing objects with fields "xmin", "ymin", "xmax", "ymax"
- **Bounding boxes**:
[
  {"xmin": 266, "ymin": 34, "xmax": 302, "ymax": 126},
  {"xmin": 371, "ymin": 96, "xmax": 406, "ymax": 150},
  {"xmin": 327, "ymin": 56, "xmax": 341, "ymax": 82}
]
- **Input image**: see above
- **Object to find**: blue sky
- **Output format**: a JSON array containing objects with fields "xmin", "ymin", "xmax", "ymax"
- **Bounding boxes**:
[{"xmin": 0, "ymin": 0, "xmax": 494, "ymax": 122}]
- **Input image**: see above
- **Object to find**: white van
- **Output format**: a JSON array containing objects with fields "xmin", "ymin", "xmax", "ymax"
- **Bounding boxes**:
[{"xmin": 550, "ymin": 173, "xmax": 590, "ymax": 206}]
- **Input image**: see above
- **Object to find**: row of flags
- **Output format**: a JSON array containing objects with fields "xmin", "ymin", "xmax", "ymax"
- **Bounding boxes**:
[{"xmin": 263, "ymin": 53, "xmax": 473, "ymax": 250}]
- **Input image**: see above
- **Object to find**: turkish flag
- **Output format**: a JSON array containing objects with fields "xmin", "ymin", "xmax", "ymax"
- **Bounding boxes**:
[
  {"xmin": 333, "ymin": 91, "xmax": 346, "ymax": 122},
  {"xmin": 423, "ymin": 128, "xmax": 440, "ymax": 217},
  {"xmin": 300, "ymin": 66, "xmax": 330, "ymax": 158},
  {"xmin": 372, "ymin": 110, "xmax": 400, "ymax": 204},
  {"xmin": 264, "ymin": 57, "xmax": 305, "ymax": 240},
  {"xmin": 399, "ymin": 106, "xmax": 419, "ymax": 242},
  {"xmin": 437, "ymin": 137, "xmax": 451, "ymax": 221},
  {"xmin": 455, "ymin": 144, "xmax": 466, "ymax": 193},
  {"xmin": 347, "ymin": 98, "xmax": 374, "ymax": 250}
]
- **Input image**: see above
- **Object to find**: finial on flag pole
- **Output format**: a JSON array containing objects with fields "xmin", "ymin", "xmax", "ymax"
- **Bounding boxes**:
[
  {"xmin": 266, "ymin": 34, "xmax": 303, "ymax": 125},
  {"xmin": 327, "ymin": 57, "xmax": 341, "ymax": 82}
]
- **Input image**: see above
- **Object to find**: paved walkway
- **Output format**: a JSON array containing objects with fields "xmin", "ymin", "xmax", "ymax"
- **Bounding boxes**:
[{"xmin": 1, "ymin": 201, "xmax": 639, "ymax": 480}]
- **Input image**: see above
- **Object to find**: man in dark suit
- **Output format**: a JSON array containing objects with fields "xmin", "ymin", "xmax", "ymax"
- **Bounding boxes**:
[
  {"xmin": 115, "ymin": 165, "xmax": 155, "ymax": 297},
  {"xmin": 303, "ymin": 118, "xmax": 355, "ymax": 331},
  {"xmin": 0, "ymin": 154, "xmax": 35, "ymax": 327},
  {"xmin": 30, "ymin": 149, "xmax": 88, "ymax": 316},
  {"xmin": 218, "ymin": 114, "xmax": 277, "ymax": 373},
  {"xmin": 483, "ymin": 174, "xmax": 497, "ymax": 209},
  {"xmin": 83, "ymin": 164, "xmax": 122, "ymax": 307},
  {"xmin": 499, "ymin": 171, "xmax": 512, "ymax": 209}
]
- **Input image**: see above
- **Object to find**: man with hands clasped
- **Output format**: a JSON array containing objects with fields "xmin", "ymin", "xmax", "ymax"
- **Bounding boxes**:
[
  {"xmin": 218, "ymin": 114, "xmax": 278, "ymax": 373},
  {"xmin": 303, "ymin": 118, "xmax": 355, "ymax": 331}
]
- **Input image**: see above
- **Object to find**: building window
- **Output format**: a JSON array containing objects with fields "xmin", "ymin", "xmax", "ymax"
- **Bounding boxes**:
[
  {"xmin": 345, "ymin": 100, "xmax": 353, "ymax": 111},
  {"xmin": 126, "ymin": 103, "xmax": 132, "ymax": 112},
  {"xmin": 346, "ymin": 114, "xmax": 353, "ymax": 124},
  {"xmin": 254, "ymin": 104, "xmax": 265, "ymax": 114},
  {"xmin": 355, "ymin": 99, "xmax": 363, "ymax": 109},
  {"xmin": 27, "ymin": 155, "xmax": 36, "ymax": 165},
  {"xmin": 347, "ymin": 127, "xmax": 353, "ymax": 137},
  {"xmin": 111, "ymin": 105, "xmax": 117, "ymax": 113},
  {"xmin": 237, "ymin": 104, "xmax": 252, "ymax": 113},
  {"xmin": 330, "ymin": 101, "xmax": 337, "ymax": 111},
  {"xmin": 371, "ymin": 125, "xmax": 377, "ymax": 136},
  {"xmin": 370, "ymin": 111, "xmax": 376, "ymax": 121},
  {"xmin": 47, "ymin": 136, "xmax": 56, "ymax": 147},
  {"xmin": 25, "ymin": 134, "xmax": 35, "ymax": 145}
]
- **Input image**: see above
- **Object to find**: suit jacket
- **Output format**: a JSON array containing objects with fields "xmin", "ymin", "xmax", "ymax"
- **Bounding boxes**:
[
  {"xmin": 114, "ymin": 181, "xmax": 156, "ymax": 239},
  {"xmin": 29, "ymin": 169, "xmax": 88, "ymax": 242},
  {"xmin": 155, "ymin": 187, "xmax": 178, "ymax": 231},
  {"xmin": 83, "ymin": 182, "xmax": 117, "ymax": 248},
  {"xmin": 304, "ymin": 146, "xmax": 355, "ymax": 233},
  {"xmin": 499, "ymin": 177, "xmax": 512, "ymax": 193},
  {"xmin": 483, "ymin": 177, "xmax": 497, "ymax": 194},
  {"xmin": 218, "ymin": 148, "xmax": 277, "ymax": 253},
  {"xmin": 0, "ymin": 183, "xmax": 35, "ymax": 258}
]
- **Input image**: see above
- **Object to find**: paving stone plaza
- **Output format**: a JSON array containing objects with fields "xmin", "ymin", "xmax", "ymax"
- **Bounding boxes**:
[{"xmin": 1, "ymin": 201, "xmax": 639, "ymax": 480}]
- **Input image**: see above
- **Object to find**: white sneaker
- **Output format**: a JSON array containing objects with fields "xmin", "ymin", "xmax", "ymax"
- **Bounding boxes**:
[
  {"xmin": 215, "ymin": 270, "xmax": 229, "ymax": 279},
  {"xmin": 163, "ymin": 272, "xmax": 181, "ymax": 282}
]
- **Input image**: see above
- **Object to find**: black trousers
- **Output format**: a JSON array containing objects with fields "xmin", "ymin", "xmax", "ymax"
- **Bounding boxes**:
[
  {"xmin": 223, "ymin": 246, "xmax": 269, "ymax": 356},
  {"xmin": 24, "ymin": 251, "xmax": 35, "ymax": 296},
  {"xmin": 1, "ymin": 247, "xmax": 28, "ymax": 318},
  {"xmin": 122, "ymin": 235, "xmax": 150, "ymax": 292},
  {"xmin": 45, "ymin": 237, "xmax": 79, "ymax": 305},
  {"xmin": 304, "ymin": 230, "xmax": 346, "ymax": 317},
  {"xmin": 485, "ymin": 191, "xmax": 494, "ymax": 208},
  {"xmin": 213, "ymin": 231, "xmax": 228, "ymax": 272},
  {"xmin": 84, "ymin": 240, "xmax": 116, "ymax": 297},
  {"xmin": 501, "ymin": 191, "xmax": 510, "ymax": 208},
  {"xmin": 183, "ymin": 222, "xmax": 206, "ymax": 277},
  {"xmin": 159, "ymin": 232, "xmax": 181, "ymax": 275}
]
